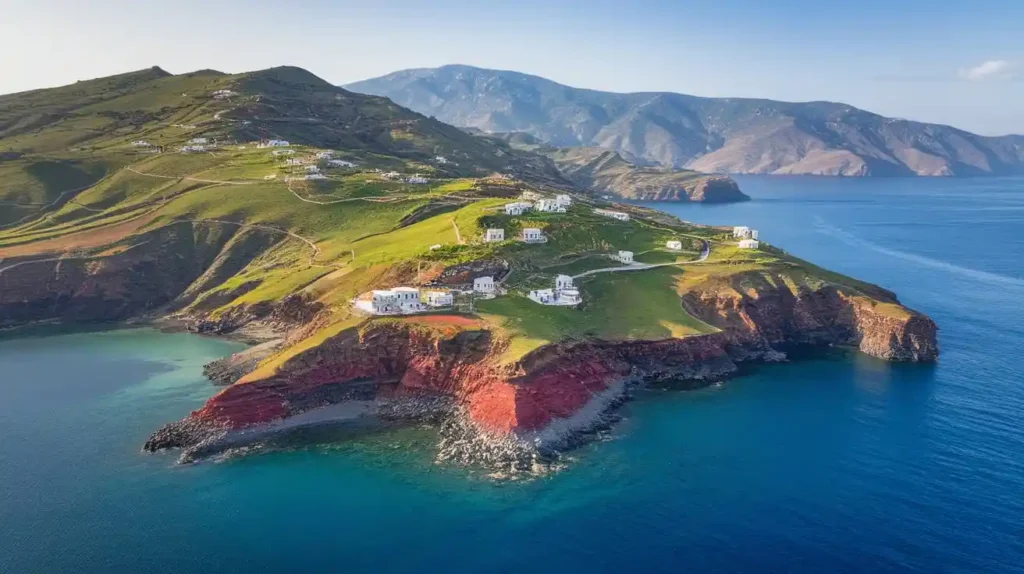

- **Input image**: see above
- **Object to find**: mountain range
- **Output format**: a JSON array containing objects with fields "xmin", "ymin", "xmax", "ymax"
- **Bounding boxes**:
[{"xmin": 347, "ymin": 65, "xmax": 1024, "ymax": 177}]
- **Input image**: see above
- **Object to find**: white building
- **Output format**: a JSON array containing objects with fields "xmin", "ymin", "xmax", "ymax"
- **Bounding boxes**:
[
  {"xmin": 424, "ymin": 291, "xmax": 453, "ymax": 307},
  {"xmin": 594, "ymin": 208, "xmax": 630, "ymax": 222},
  {"xmin": 484, "ymin": 228, "xmax": 505, "ymax": 243},
  {"xmin": 434, "ymin": 156, "xmax": 449, "ymax": 164},
  {"xmin": 738, "ymin": 239, "xmax": 760, "ymax": 249},
  {"xmin": 666, "ymin": 240, "xmax": 683, "ymax": 251},
  {"xmin": 315, "ymin": 151, "xmax": 334, "ymax": 159},
  {"xmin": 212, "ymin": 89, "xmax": 235, "ymax": 99},
  {"xmin": 618, "ymin": 250, "xmax": 634, "ymax": 264},
  {"xmin": 392, "ymin": 287, "xmax": 424, "ymax": 312},
  {"xmin": 188, "ymin": 137, "xmax": 208, "ymax": 144},
  {"xmin": 555, "ymin": 194, "xmax": 572, "ymax": 208},
  {"xmin": 328, "ymin": 159, "xmax": 356, "ymax": 168},
  {"xmin": 504, "ymin": 202, "xmax": 532, "ymax": 216},
  {"xmin": 131, "ymin": 140, "xmax": 152, "ymax": 148},
  {"xmin": 370, "ymin": 290, "xmax": 398, "ymax": 314},
  {"xmin": 258, "ymin": 139, "xmax": 290, "ymax": 148},
  {"xmin": 528, "ymin": 275, "xmax": 582, "ymax": 306},
  {"xmin": 521, "ymin": 228, "xmax": 546, "ymax": 243},
  {"xmin": 733, "ymin": 226, "xmax": 751, "ymax": 238},
  {"xmin": 535, "ymin": 198, "xmax": 565, "ymax": 213},
  {"xmin": 473, "ymin": 276, "xmax": 495, "ymax": 295},
  {"xmin": 751, "ymin": 229, "xmax": 759, "ymax": 240},
  {"xmin": 179, "ymin": 145, "xmax": 206, "ymax": 153},
  {"xmin": 406, "ymin": 175, "xmax": 430, "ymax": 184}
]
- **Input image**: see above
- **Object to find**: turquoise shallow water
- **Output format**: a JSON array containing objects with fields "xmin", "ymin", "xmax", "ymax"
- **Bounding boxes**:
[{"xmin": 2, "ymin": 176, "xmax": 1024, "ymax": 573}]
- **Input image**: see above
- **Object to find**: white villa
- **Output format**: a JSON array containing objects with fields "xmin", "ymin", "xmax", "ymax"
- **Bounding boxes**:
[
  {"xmin": 328, "ymin": 159, "xmax": 356, "ymax": 168},
  {"xmin": 528, "ymin": 275, "xmax": 581, "ymax": 306},
  {"xmin": 131, "ymin": 140, "xmax": 152, "ymax": 148},
  {"xmin": 521, "ymin": 228, "xmax": 546, "ymax": 243},
  {"xmin": 535, "ymin": 198, "xmax": 566, "ymax": 213},
  {"xmin": 594, "ymin": 208, "xmax": 630, "ymax": 222},
  {"xmin": 666, "ymin": 240, "xmax": 683, "ymax": 251},
  {"xmin": 504, "ymin": 202, "xmax": 532, "ymax": 216},
  {"xmin": 407, "ymin": 175, "xmax": 430, "ymax": 184},
  {"xmin": 424, "ymin": 291, "xmax": 454, "ymax": 307},
  {"xmin": 474, "ymin": 276, "xmax": 495, "ymax": 296},
  {"xmin": 392, "ymin": 287, "xmax": 424, "ymax": 312},
  {"xmin": 179, "ymin": 145, "xmax": 206, "ymax": 153},
  {"xmin": 258, "ymin": 139, "xmax": 290, "ymax": 148},
  {"xmin": 555, "ymin": 194, "xmax": 572, "ymax": 208},
  {"xmin": 484, "ymin": 228, "xmax": 505, "ymax": 243},
  {"xmin": 366, "ymin": 290, "xmax": 398, "ymax": 314},
  {"xmin": 188, "ymin": 137, "xmax": 209, "ymax": 144},
  {"xmin": 617, "ymin": 250, "xmax": 634, "ymax": 264},
  {"xmin": 733, "ymin": 226, "xmax": 759, "ymax": 240},
  {"xmin": 434, "ymin": 156, "xmax": 449, "ymax": 164},
  {"xmin": 212, "ymin": 89, "xmax": 235, "ymax": 99},
  {"xmin": 738, "ymin": 239, "xmax": 760, "ymax": 249}
]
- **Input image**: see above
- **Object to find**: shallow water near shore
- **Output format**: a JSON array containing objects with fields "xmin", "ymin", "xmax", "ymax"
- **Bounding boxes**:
[{"xmin": 3, "ymin": 176, "xmax": 1024, "ymax": 572}]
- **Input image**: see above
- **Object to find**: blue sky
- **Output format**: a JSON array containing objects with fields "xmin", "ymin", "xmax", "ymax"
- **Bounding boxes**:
[{"xmin": 2, "ymin": 0, "xmax": 1022, "ymax": 135}]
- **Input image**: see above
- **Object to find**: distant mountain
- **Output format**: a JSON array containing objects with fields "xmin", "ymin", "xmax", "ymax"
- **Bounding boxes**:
[
  {"xmin": 485, "ymin": 131, "xmax": 747, "ymax": 202},
  {"xmin": 346, "ymin": 65, "xmax": 1024, "ymax": 177}
]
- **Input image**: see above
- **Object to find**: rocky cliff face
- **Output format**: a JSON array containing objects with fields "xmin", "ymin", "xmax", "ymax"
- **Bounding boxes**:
[{"xmin": 146, "ymin": 276, "xmax": 937, "ymax": 462}]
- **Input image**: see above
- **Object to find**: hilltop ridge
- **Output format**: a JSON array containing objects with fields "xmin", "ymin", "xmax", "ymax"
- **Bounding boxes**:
[{"xmin": 346, "ymin": 64, "xmax": 1024, "ymax": 177}]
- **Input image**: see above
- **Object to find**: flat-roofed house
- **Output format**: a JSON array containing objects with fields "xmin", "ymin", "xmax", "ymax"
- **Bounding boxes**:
[{"xmin": 484, "ymin": 228, "xmax": 505, "ymax": 242}]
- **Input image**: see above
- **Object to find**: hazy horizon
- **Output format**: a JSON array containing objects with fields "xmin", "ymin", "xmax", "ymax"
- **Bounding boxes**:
[{"xmin": 2, "ymin": 0, "xmax": 1022, "ymax": 136}]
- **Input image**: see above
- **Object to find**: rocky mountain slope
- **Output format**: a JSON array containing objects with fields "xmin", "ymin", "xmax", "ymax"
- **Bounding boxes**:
[
  {"xmin": 0, "ymin": 66, "xmax": 937, "ymax": 472},
  {"xmin": 346, "ymin": 65, "xmax": 1024, "ymax": 177}
]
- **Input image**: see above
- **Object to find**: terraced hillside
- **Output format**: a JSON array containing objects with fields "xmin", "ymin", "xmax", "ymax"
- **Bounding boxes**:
[{"xmin": 0, "ymin": 66, "xmax": 937, "ymax": 470}]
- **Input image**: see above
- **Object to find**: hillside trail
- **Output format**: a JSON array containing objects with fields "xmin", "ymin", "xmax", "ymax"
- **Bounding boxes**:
[{"xmin": 573, "ymin": 240, "xmax": 710, "ymax": 279}]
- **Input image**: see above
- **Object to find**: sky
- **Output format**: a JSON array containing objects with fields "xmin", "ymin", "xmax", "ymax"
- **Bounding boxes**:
[{"xmin": 1, "ymin": 0, "xmax": 1022, "ymax": 135}]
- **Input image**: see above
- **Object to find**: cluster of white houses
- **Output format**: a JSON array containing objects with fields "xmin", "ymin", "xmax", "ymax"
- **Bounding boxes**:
[
  {"xmin": 180, "ymin": 137, "xmax": 212, "ymax": 153},
  {"xmin": 503, "ymin": 193, "xmax": 572, "ymax": 216},
  {"xmin": 257, "ymin": 139, "xmax": 290, "ymax": 148},
  {"xmin": 594, "ymin": 208, "xmax": 630, "ymax": 222},
  {"xmin": 733, "ymin": 226, "xmax": 760, "ymax": 249},
  {"xmin": 528, "ymin": 274, "xmax": 582, "ymax": 306},
  {"xmin": 353, "ymin": 277, "xmax": 498, "ymax": 315}
]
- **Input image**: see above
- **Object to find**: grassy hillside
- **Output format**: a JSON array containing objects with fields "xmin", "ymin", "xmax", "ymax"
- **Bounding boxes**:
[{"xmin": 0, "ymin": 65, "xmax": 906, "ymax": 381}]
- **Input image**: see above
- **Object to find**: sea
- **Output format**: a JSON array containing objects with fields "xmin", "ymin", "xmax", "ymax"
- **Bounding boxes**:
[{"xmin": 2, "ymin": 176, "xmax": 1023, "ymax": 573}]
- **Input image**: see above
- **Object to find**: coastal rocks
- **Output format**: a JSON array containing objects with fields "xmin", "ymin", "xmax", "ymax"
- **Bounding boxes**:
[{"xmin": 203, "ymin": 339, "xmax": 284, "ymax": 385}]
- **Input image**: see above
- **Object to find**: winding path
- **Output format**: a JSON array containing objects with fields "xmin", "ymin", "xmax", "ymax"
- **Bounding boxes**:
[{"xmin": 573, "ymin": 241, "xmax": 710, "ymax": 279}]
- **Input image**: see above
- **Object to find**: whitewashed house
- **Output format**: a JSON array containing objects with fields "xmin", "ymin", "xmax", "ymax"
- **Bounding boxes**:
[
  {"xmin": 484, "ymin": 228, "xmax": 505, "ymax": 243},
  {"xmin": 434, "ymin": 156, "xmax": 449, "ymax": 164},
  {"xmin": 618, "ymin": 250, "xmax": 634, "ymax": 264},
  {"xmin": 750, "ymin": 229, "xmax": 759, "ymax": 240},
  {"xmin": 258, "ymin": 139, "xmax": 290, "ymax": 148},
  {"xmin": 212, "ymin": 89, "xmax": 235, "ymax": 99},
  {"xmin": 473, "ymin": 276, "xmax": 495, "ymax": 295},
  {"xmin": 504, "ymin": 202, "xmax": 532, "ymax": 216},
  {"xmin": 732, "ymin": 226, "xmax": 752, "ymax": 238},
  {"xmin": 131, "ymin": 140, "xmax": 152, "ymax": 148},
  {"xmin": 666, "ymin": 240, "xmax": 683, "ymax": 251},
  {"xmin": 738, "ymin": 239, "xmax": 760, "ymax": 249},
  {"xmin": 594, "ymin": 208, "xmax": 630, "ymax": 222},
  {"xmin": 393, "ymin": 287, "xmax": 424, "ymax": 312},
  {"xmin": 528, "ymin": 275, "xmax": 582, "ymax": 306},
  {"xmin": 521, "ymin": 228, "xmax": 546, "ymax": 243},
  {"xmin": 188, "ymin": 137, "xmax": 209, "ymax": 144},
  {"xmin": 555, "ymin": 194, "xmax": 572, "ymax": 208},
  {"xmin": 328, "ymin": 159, "xmax": 355, "ymax": 168},
  {"xmin": 535, "ymin": 198, "xmax": 565, "ymax": 213},
  {"xmin": 406, "ymin": 175, "xmax": 430, "ymax": 184},
  {"xmin": 179, "ymin": 145, "xmax": 206, "ymax": 153},
  {"xmin": 424, "ymin": 291, "xmax": 454, "ymax": 308},
  {"xmin": 369, "ymin": 290, "xmax": 398, "ymax": 314}
]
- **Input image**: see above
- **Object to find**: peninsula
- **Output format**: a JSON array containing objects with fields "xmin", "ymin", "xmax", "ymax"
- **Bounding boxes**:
[{"xmin": 0, "ymin": 66, "xmax": 938, "ymax": 469}]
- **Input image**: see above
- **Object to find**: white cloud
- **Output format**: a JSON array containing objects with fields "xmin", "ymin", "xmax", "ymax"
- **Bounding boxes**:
[{"xmin": 959, "ymin": 60, "xmax": 1016, "ymax": 81}]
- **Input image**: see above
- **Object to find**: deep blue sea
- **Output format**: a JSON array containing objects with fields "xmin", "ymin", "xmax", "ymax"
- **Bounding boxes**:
[{"xmin": 2, "ymin": 176, "xmax": 1024, "ymax": 573}]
